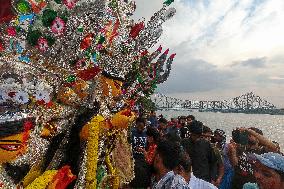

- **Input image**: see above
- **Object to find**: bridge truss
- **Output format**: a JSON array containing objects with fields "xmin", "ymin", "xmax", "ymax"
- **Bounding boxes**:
[{"xmin": 152, "ymin": 92, "xmax": 276, "ymax": 111}]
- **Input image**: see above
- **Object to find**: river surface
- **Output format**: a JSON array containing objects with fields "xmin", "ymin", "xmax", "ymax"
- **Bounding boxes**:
[{"xmin": 157, "ymin": 110, "xmax": 284, "ymax": 150}]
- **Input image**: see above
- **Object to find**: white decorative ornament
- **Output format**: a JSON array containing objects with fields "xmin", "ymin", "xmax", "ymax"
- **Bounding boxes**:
[{"xmin": 14, "ymin": 90, "xmax": 30, "ymax": 104}]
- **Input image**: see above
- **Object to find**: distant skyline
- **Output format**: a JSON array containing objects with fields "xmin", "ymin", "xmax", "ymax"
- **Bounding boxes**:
[{"xmin": 133, "ymin": 0, "xmax": 284, "ymax": 107}]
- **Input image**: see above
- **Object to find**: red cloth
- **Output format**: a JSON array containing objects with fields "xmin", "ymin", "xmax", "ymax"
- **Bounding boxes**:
[
  {"xmin": 145, "ymin": 144, "xmax": 157, "ymax": 165},
  {"xmin": 0, "ymin": 0, "xmax": 14, "ymax": 23}
]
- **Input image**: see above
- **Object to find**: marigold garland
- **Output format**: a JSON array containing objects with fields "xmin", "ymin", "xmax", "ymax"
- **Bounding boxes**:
[
  {"xmin": 85, "ymin": 115, "xmax": 104, "ymax": 189},
  {"xmin": 111, "ymin": 109, "xmax": 135, "ymax": 129},
  {"xmin": 26, "ymin": 170, "xmax": 57, "ymax": 189},
  {"xmin": 22, "ymin": 163, "xmax": 43, "ymax": 187}
]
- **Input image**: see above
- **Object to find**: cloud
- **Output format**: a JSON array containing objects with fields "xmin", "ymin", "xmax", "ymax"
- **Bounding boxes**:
[
  {"xmin": 231, "ymin": 57, "xmax": 267, "ymax": 68},
  {"xmin": 157, "ymin": 58, "xmax": 236, "ymax": 93},
  {"xmin": 133, "ymin": 0, "xmax": 284, "ymax": 107},
  {"xmin": 269, "ymin": 76, "xmax": 284, "ymax": 80}
]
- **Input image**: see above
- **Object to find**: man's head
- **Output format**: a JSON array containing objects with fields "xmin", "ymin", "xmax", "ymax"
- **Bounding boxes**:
[
  {"xmin": 146, "ymin": 127, "xmax": 160, "ymax": 144},
  {"xmin": 253, "ymin": 152, "xmax": 284, "ymax": 189},
  {"xmin": 186, "ymin": 115, "xmax": 195, "ymax": 124},
  {"xmin": 153, "ymin": 140, "xmax": 182, "ymax": 174},
  {"xmin": 136, "ymin": 117, "xmax": 145, "ymax": 133},
  {"xmin": 188, "ymin": 120, "xmax": 203, "ymax": 141},
  {"xmin": 214, "ymin": 129, "xmax": 226, "ymax": 143},
  {"xmin": 174, "ymin": 151, "xmax": 192, "ymax": 183},
  {"xmin": 178, "ymin": 116, "xmax": 186, "ymax": 126},
  {"xmin": 150, "ymin": 111, "xmax": 156, "ymax": 117},
  {"xmin": 158, "ymin": 117, "xmax": 168, "ymax": 130},
  {"xmin": 202, "ymin": 125, "xmax": 213, "ymax": 142}
]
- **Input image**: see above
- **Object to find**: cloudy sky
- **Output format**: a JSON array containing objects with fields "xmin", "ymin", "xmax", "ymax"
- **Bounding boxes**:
[{"xmin": 133, "ymin": 0, "xmax": 284, "ymax": 107}]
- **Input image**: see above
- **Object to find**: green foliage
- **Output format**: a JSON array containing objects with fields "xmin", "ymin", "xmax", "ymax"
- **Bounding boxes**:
[
  {"xmin": 45, "ymin": 35, "xmax": 56, "ymax": 46},
  {"xmin": 17, "ymin": 0, "xmax": 31, "ymax": 14},
  {"xmin": 42, "ymin": 9, "xmax": 57, "ymax": 27},
  {"xmin": 163, "ymin": 0, "xmax": 175, "ymax": 6},
  {"xmin": 54, "ymin": 0, "xmax": 62, "ymax": 4},
  {"xmin": 137, "ymin": 96, "xmax": 157, "ymax": 113},
  {"xmin": 27, "ymin": 30, "xmax": 42, "ymax": 46}
]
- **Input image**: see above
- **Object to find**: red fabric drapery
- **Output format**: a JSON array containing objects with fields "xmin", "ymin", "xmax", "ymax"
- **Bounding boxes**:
[{"xmin": 0, "ymin": 0, "xmax": 14, "ymax": 23}]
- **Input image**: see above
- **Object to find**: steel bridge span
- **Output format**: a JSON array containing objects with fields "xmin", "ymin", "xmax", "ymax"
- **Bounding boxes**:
[{"xmin": 152, "ymin": 92, "xmax": 276, "ymax": 111}]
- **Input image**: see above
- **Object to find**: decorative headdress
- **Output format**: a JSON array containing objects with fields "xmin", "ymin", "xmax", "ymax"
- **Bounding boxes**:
[{"xmin": 0, "ymin": 0, "xmax": 176, "ymax": 188}]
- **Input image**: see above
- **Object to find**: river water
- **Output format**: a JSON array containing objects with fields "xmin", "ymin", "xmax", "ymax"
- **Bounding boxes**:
[{"xmin": 157, "ymin": 110, "xmax": 284, "ymax": 150}]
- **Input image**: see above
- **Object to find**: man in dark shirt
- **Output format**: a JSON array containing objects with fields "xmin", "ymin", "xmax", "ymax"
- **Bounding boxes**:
[
  {"xmin": 130, "ymin": 117, "xmax": 151, "ymax": 188},
  {"xmin": 148, "ymin": 111, "xmax": 158, "ymax": 128},
  {"xmin": 131, "ymin": 117, "xmax": 148, "ymax": 159},
  {"xmin": 181, "ymin": 120, "xmax": 217, "ymax": 182},
  {"xmin": 179, "ymin": 116, "xmax": 189, "ymax": 139}
]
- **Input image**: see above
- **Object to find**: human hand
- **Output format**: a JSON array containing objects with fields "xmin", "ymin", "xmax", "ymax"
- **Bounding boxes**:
[
  {"xmin": 211, "ymin": 178, "xmax": 221, "ymax": 187},
  {"xmin": 136, "ymin": 147, "xmax": 146, "ymax": 153}
]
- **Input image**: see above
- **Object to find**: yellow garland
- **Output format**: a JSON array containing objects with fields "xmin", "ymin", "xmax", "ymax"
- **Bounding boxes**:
[
  {"xmin": 22, "ymin": 163, "xmax": 43, "ymax": 187},
  {"xmin": 105, "ymin": 155, "xmax": 120, "ymax": 189},
  {"xmin": 85, "ymin": 115, "xmax": 104, "ymax": 189},
  {"xmin": 25, "ymin": 170, "xmax": 57, "ymax": 189},
  {"xmin": 111, "ymin": 109, "xmax": 135, "ymax": 129}
]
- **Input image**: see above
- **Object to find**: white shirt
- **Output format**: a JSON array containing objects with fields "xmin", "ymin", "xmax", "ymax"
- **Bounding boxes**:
[{"xmin": 189, "ymin": 173, "xmax": 217, "ymax": 189}]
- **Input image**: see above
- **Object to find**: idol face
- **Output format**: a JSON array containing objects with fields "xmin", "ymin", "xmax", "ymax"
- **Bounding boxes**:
[{"xmin": 0, "ymin": 132, "xmax": 28, "ymax": 164}]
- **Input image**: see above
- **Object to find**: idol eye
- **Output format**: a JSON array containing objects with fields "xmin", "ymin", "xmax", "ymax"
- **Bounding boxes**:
[
  {"xmin": 114, "ymin": 81, "xmax": 121, "ymax": 89},
  {"xmin": 0, "ymin": 144, "xmax": 23, "ymax": 151}
]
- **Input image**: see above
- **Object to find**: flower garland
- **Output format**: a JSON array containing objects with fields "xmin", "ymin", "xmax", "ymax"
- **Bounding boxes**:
[
  {"xmin": 85, "ymin": 115, "xmax": 104, "ymax": 189},
  {"xmin": 112, "ymin": 132, "xmax": 135, "ymax": 185},
  {"xmin": 105, "ymin": 154, "xmax": 120, "ymax": 189},
  {"xmin": 22, "ymin": 163, "xmax": 43, "ymax": 187},
  {"xmin": 26, "ymin": 170, "xmax": 58, "ymax": 189}
]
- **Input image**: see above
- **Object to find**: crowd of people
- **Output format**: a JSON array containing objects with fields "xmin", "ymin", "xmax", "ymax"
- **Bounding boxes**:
[{"xmin": 126, "ymin": 111, "xmax": 284, "ymax": 189}]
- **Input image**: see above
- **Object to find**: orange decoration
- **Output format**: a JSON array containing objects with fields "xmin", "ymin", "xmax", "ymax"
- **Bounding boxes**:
[
  {"xmin": 47, "ymin": 165, "xmax": 76, "ymax": 189},
  {"xmin": 28, "ymin": 0, "xmax": 47, "ymax": 14},
  {"xmin": 80, "ymin": 33, "xmax": 94, "ymax": 50},
  {"xmin": 111, "ymin": 109, "xmax": 135, "ymax": 129},
  {"xmin": 77, "ymin": 66, "xmax": 101, "ymax": 81},
  {"xmin": 0, "ymin": 42, "xmax": 4, "ymax": 51}
]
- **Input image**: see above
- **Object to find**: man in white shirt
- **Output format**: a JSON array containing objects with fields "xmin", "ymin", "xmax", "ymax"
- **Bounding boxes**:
[{"xmin": 172, "ymin": 151, "xmax": 217, "ymax": 189}]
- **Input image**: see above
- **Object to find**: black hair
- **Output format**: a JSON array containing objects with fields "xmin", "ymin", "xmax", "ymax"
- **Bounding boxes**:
[
  {"xmin": 178, "ymin": 116, "xmax": 186, "ymax": 120},
  {"xmin": 156, "ymin": 140, "xmax": 182, "ymax": 170},
  {"xmin": 0, "ymin": 118, "xmax": 34, "ymax": 138},
  {"xmin": 146, "ymin": 127, "xmax": 160, "ymax": 143},
  {"xmin": 42, "ymin": 107, "xmax": 99, "ymax": 188},
  {"xmin": 272, "ymin": 141, "xmax": 279, "ymax": 145},
  {"xmin": 188, "ymin": 120, "xmax": 203, "ymax": 135},
  {"xmin": 178, "ymin": 152, "xmax": 192, "ymax": 173},
  {"xmin": 202, "ymin": 125, "xmax": 212, "ymax": 134},
  {"xmin": 186, "ymin": 115, "xmax": 195, "ymax": 120},
  {"xmin": 129, "ymin": 158, "xmax": 151, "ymax": 187},
  {"xmin": 0, "ymin": 120, "xmax": 25, "ymax": 138},
  {"xmin": 164, "ymin": 132, "xmax": 181, "ymax": 143},
  {"xmin": 158, "ymin": 117, "xmax": 168, "ymax": 124},
  {"xmin": 136, "ymin": 117, "xmax": 146, "ymax": 125}
]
